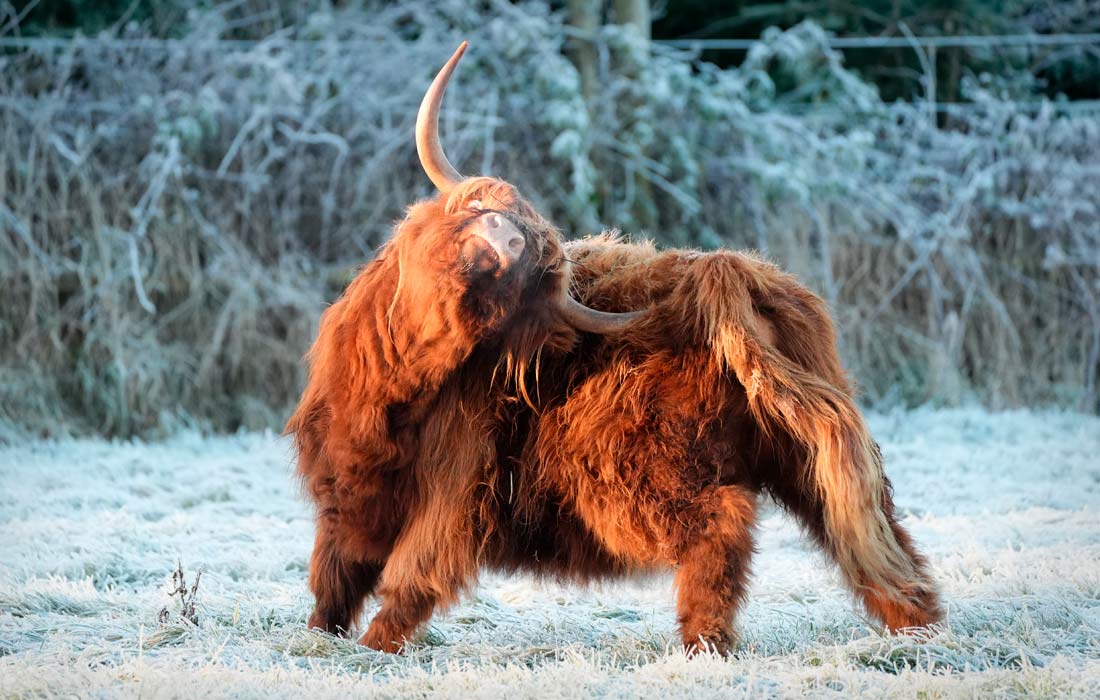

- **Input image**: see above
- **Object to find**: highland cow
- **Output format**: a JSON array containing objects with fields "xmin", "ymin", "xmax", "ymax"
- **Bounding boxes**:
[{"xmin": 286, "ymin": 42, "xmax": 941, "ymax": 655}]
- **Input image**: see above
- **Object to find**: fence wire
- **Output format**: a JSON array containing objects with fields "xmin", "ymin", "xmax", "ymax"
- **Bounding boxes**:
[{"xmin": 1, "ymin": 32, "xmax": 1099, "ymax": 52}]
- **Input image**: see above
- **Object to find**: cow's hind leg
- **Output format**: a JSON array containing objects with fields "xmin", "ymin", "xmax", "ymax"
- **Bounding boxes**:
[
  {"xmin": 307, "ymin": 523, "xmax": 383, "ymax": 635},
  {"xmin": 764, "ymin": 447, "xmax": 941, "ymax": 630},
  {"xmin": 674, "ymin": 484, "xmax": 757, "ymax": 656}
]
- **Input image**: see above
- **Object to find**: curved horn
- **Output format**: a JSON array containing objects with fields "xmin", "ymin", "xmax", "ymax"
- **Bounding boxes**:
[
  {"xmin": 419, "ymin": 42, "xmax": 641, "ymax": 334},
  {"xmin": 558, "ymin": 294, "xmax": 645, "ymax": 334},
  {"xmin": 416, "ymin": 41, "xmax": 467, "ymax": 191}
]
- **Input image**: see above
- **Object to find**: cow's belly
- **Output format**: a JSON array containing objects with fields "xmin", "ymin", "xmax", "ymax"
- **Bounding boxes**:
[{"xmin": 529, "ymin": 348, "xmax": 758, "ymax": 566}]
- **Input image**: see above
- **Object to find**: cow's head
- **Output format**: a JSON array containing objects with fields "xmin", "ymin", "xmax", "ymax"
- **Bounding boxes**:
[{"xmin": 394, "ymin": 42, "xmax": 641, "ymax": 337}]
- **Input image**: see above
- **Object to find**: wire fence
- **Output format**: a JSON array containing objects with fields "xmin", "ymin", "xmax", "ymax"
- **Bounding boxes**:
[
  {"xmin": 2, "ymin": 31, "xmax": 1100, "ymax": 52},
  {"xmin": 2, "ymin": 29, "xmax": 1099, "ymax": 118},
  {"xmin": 659, "ymin": 32, "xmax": 1100, "ymax": 50},
  {"xmin": 3, "ymin": 30, "xmax": 1099, "ymax": 117}
]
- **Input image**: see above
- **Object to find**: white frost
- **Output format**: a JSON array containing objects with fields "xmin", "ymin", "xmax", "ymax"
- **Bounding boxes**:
[{"xmin": 1, "ymin": 407, "xmax": 1098, "ymax": 698}]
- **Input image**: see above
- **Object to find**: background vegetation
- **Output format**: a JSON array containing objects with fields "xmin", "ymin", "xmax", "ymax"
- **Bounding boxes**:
[
  {"xmin": 650, "ymin": 0, "xmax": 1100, "ymax": 102},
  {"xmin": 2, "ymin": 0, "xmax": 1098, "ymax": 439}
]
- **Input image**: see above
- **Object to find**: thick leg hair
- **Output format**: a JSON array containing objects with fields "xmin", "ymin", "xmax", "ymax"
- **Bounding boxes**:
[
  {"xmin": 358, "ymin": 495, "xmax": 479, "ymax": 652},
  {"xmin": 674, "ymin": 485, "xmax": 757, "ymax": 655},
  {"xmin": 307, "ymin": 523, "xmax": 383, "ymax": 635},
  {"xmin": 359, "ymin": 377, "xmax": 492, "ymax": 652},
  {"xmin": 673, "ymin": 253, "xmax": 941, "ymax": 628},
  {"xmin": 359, "ymin": 585, "xmax": 440, "ymax": 653}
]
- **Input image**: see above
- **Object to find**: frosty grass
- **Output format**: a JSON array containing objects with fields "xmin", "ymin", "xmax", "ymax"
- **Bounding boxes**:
[{"xmin": 1, "ymin": 408, "xmax": 1098, "ymax": 698}]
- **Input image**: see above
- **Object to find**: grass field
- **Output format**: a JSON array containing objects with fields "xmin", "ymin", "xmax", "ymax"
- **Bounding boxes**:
[{"xmin": 1, "ymin": 408, "xmax": 1098, "ymax": 698}]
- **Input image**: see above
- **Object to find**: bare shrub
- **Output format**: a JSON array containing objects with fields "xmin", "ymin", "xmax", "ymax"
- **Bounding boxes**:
[{"xmin": 1, "ymin": 1, "xmax": 1097, "ymax": 439}]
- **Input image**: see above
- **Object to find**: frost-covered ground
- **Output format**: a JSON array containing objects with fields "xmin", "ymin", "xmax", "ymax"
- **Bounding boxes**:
[{"xmin": 1, "ymin": 408, "xmax": 1098, "ymax": 699}]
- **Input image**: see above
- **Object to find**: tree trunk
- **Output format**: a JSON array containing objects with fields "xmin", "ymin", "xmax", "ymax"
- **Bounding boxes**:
[
  {"xmin": 612, "ymin": 0, "xmax": 650, "ymax": 42},
  {"xmin": 567, "ymin": 0, "xmax": 601, "ymax": 100}
]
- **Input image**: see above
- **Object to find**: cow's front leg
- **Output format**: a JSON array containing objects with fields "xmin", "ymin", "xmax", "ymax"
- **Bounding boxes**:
[
  {"xmin": 359, "ymin": 586, "xmax": 440, "ymax": 653},
  {"xmin": 359, "ymin": 548, "xmax": 476, "ymax": 652},
  {"xmin": 358, "ymin": 487, "xmax": 480, "ymax": 652}
]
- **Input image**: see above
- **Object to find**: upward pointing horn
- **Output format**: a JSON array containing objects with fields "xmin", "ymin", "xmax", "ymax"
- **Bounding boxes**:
[
  {"xmin": 415, "ymin": 41, "xmax": 467, "ymax": 191},
  {"xmin": 415, "ymin": 42, "xmax": 646, "ymax": 335}
]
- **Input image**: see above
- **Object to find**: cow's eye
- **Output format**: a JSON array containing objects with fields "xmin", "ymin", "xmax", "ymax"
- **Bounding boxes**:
[{"xmin": 468, "ymin": 199, "xmax": 482, "ymax": 212}]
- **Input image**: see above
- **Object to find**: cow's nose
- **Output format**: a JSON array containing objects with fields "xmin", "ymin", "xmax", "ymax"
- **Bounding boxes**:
[
  {"xmin": 475, "ymin": 213, "xmax": 525, "ymax": 266},
  {"xmin": 484, "ymin": 214, "xmax": 524, "ymax": 254},
  {"xmin": 507, "ymin": 233, "xmax": 525, "ymax": 254}
]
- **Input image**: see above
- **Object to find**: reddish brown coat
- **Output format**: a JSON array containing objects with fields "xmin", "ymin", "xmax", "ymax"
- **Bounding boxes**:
[{"xmin": 287, "ymin": 184, "xmax": 941, "ymax": 654}]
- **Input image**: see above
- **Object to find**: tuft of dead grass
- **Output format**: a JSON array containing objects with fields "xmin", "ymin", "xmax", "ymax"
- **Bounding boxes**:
[{"xmin": 158, "ymin": 561, "xmax": 202, "ymax": 627}]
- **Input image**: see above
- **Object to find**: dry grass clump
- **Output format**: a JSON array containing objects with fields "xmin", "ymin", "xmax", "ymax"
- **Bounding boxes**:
[
  {"xmin": 158, "ymin": 561, "xmax": 202, "ymax": 627},
  {"xmin": 1, "ymin": 1, "xmax": 1097, "ymax": 439}
]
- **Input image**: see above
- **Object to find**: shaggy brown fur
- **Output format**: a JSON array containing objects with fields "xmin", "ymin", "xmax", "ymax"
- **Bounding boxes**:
[
  {"xmin": 549, "ymin": 237, "xmax": 942, "ymax": 643},
  {"xmin": 286, "ymin": 177, "xmax": 578, "ymax": 647},
  {"xmin": 287, "ymin": 203, "xmax": 942, "ymax": 653},
  {"xmin": 288, "ymin": 39, "xmax": 938, "ymax": 656}
]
